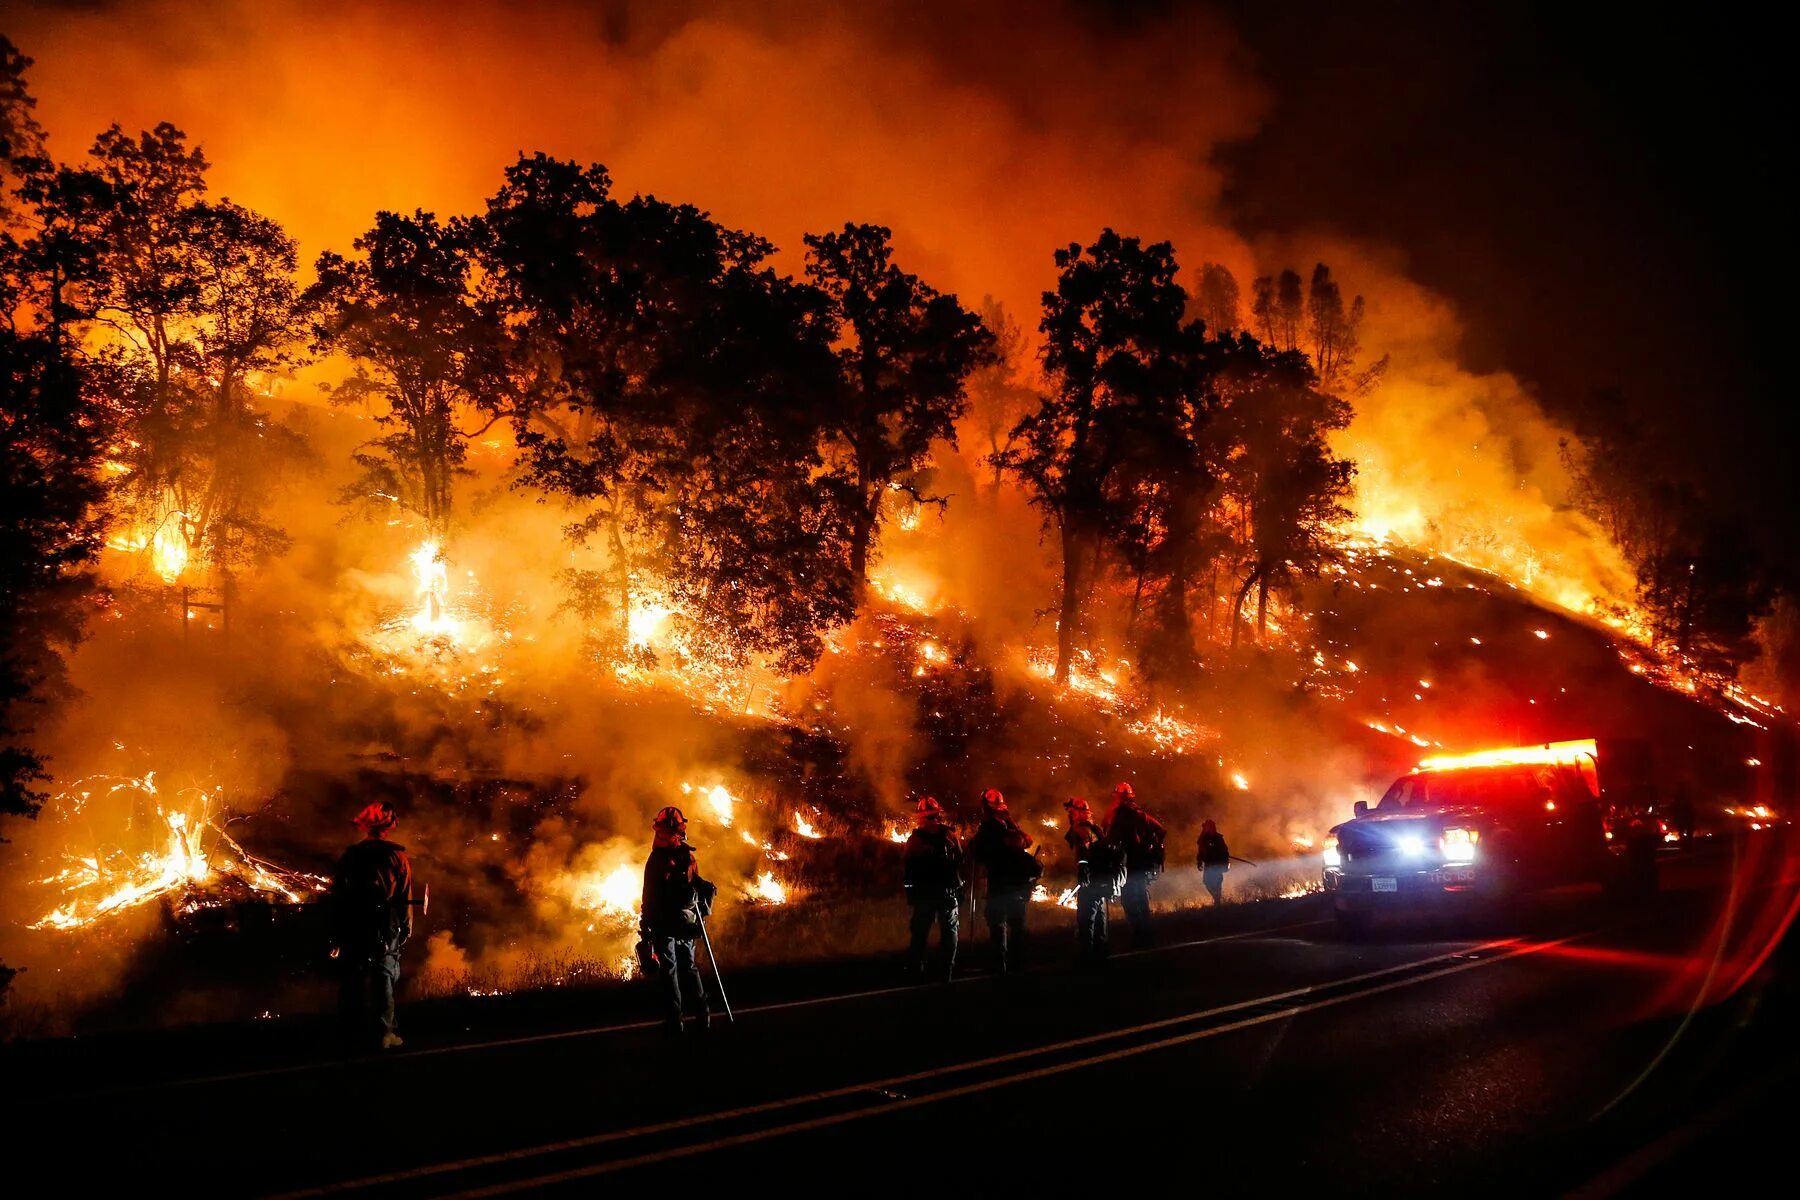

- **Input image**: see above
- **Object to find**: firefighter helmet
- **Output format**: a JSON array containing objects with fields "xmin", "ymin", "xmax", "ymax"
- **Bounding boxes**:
[
  {"xmin": 1112, "ymin": 781, "xmax": 1135, "ymax": 801},
  {"xmin": 1201, "ymin": 818, "xmax": 1217, "ymax": 834},
  {"xmin": 981, "ymin": 787, "xmax": 1007, "ymax": 812},
  {"xmin": 915, "ymin": 796, "xmax": 945, "ymax": 821},
  {"xmin": 352, "ymin": 801, "xmax": 397, "ymax": 835},
  {"xmin": 653, "ymin": 805, "xmax": 688, "ymax": 831},
  {"xmin": 1064, "ymin": 796, "xmax": 1091, "ymax": 814}
]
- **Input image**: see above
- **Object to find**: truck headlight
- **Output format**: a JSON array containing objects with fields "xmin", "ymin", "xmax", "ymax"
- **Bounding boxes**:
[
  {"xmin": 1440, "ymin": 827, "xmax": 1478, "ymax": 863},
  {"xmin": 1322, "ymin": 833, "xmax": 1341, "ymax": 868},
  {"xmin": 1398, "ymin": 833, "xmax": 1426, "ymax": 857}
]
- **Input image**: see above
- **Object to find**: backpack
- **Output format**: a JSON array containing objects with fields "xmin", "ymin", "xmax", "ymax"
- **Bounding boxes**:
[
  {"xmin": 1140, "ymin": 823, "xmax": 1167, "ymax": 875},
  {"xmin": 1087, "ymin": 839, "xmax": 1128, "ymax": 899},
  {"xmin": 906, "ymin": 827, "xmax": 962, "ymax": 901}
]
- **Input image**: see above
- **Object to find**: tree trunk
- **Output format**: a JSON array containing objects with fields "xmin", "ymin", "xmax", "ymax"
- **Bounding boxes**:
[
  {"xmin": 1230, "ymin": 570, "xmax": 1259, "ymax": 648},
  {"xmin": 608, "ymin": 507, "xmax": 631, "ymax": 641},
  {"xmin": 849, "ymin": 495, "xmax": 877, "ymax": 599},
  {"xmin": 1055, "ymin": 522, "xmax": 1085, "ymax": 684},
  {"xmin": 1257, "ymin": 575, "xmax": 1270, "ymax": 638}
]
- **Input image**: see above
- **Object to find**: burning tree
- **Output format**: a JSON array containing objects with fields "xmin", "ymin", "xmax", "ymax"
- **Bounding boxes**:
[
  {"xmin": 474, "ymin": 155, "xmax": 855, "ymax": 671},
  {"xmin": 803, "ymin": 223, "xmax": 993, "ymax": 592},
  {"xmin": 999, "ymin": 230, "xmax": 1189, "ymax": 683},
  {"xmin": 20, "ymin": 123, "xmax": 313, "ymax": 587},
  {"xmin": 312, "ymin": 210, "xmax": 500, "ymax": 534},
  {"xmin": 1216, "ymin": 337, "xmax": 1354, "ymax": 643}
]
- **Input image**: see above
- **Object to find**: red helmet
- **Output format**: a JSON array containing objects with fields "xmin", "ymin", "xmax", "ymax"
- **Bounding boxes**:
[
  {"xmin": 1064, "ymin": 796, "xmax": 1090, "ymax": 814},
  {"xmin": 915, "ymin": 796, "xmax": 945, "ymax": 824},
  {"xmin": 981, "ymin": 788, "xmax": 1007, "ymax": 812},
  {"xmin": 1202, "ymin": 818, "xmax": 1218, "ymax": 834},
  {"xmin": 352, "ymin": 802, "xmax": 397, "ymax": 835},
  {"xmin": 1112, "ymin": 781, "xmax": 1135, "ymax": 801},
  {"xmin": 653, "ymin": 805, "xmax": 688, "ymax": 831}
]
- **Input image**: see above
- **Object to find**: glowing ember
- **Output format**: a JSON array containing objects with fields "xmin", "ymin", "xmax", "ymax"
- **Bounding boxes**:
[
  {"xmin": 1126, "ymin": 708, "xmax": 1209, "ymax": 755},
  {"xmin": 1230, "ymin": 771, "xmax": 1251, "ymax": 791},
  {"xmin": 745, "ymin": 871, "xmax": 788, "ymax": 904}
]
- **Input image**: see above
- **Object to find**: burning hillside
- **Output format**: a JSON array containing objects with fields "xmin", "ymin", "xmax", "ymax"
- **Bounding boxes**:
[{"xmin": 0, "ymin": 7, "xmax": 1792, "ymax": 1034}]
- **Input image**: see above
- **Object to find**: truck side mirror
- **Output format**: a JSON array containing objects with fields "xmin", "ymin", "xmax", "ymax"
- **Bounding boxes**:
[{"xmin": 1353, "ymin": 800, "xmax": 1369, "ymax": 817}]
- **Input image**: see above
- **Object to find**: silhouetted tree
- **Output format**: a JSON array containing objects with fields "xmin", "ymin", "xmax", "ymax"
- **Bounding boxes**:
[
  {"xmin": 24, "ymin": 122, "xmax": 309, "ymax": 582},
  {"xmin": 312, "ymin": 210, "xmax": 496, "ymax": 534},
  {"xmin": 0, "ymin": 42, "xmax": 111, "ymax": 994},
  {"xmin": 1216, "ymin": 339, "xmax": 1354, "ymax": 642},
  {"xmin": 1305, "ymin": 263, "xmax": 1364, "ymax": 389},
  {"xmin": 804, "ymin": 223, "xmax": 992, "ymax": 592},
  {"xmin": 1195, "ymin": 262, "xmax": 1240, "ymax": 335},
  {"xmin": 999, "ymin": 230, "xmax": 1186, "ymax": 683},
  {"xmin": 475, "ymin": 155, "xmax": 854, "ymax": 670},
  {"xmin": 1562, "ymin": 390, "xmax": 1767, "ymax": 670},
  {"xmin": 1251, "ymin": 267, "xmax": 1304, "ymax": 351}
]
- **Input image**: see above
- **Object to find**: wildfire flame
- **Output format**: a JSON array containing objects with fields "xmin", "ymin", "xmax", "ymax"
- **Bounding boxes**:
[
  {"xmin": 793, "ymin": 813, "xmax": 823, "ymax": 839},
  {"xmin": 29, "ymin": 773, "xmax": 326, "ymax": 931},
  {"xmin": 409, "ymin": 540, "xmax": 460, "ymax": 638},
  {"xmin": 745, "ymin": 871, "xmax": 788, "ymax": 904},
  {"xmin": 571, "ymin": 862, "xmax": 641, "ymax": 924}
]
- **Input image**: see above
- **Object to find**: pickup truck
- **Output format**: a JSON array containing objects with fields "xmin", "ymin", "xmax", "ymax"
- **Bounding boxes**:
[{"xmin": 1322, "ymin": 739, "xmax": 1645, "ymax": 932}]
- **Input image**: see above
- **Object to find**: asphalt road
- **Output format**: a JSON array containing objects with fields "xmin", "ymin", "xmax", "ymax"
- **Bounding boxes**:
[{"xmin": 14, "ymin": 834, "xmax": 1798, "ymax": 1197}]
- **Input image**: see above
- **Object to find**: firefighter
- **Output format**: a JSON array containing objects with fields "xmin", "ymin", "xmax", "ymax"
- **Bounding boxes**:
[
  {"xmin": 1064, "ymin": 796, "xmax": 1114, "ymax": 968},
  {"xmin": 1105, "ymin": 782, "xmax": 1167, "ymax": 948},
  {"xmin": 330, "ymin": 800, "xmax": 413, "ymax": 1051},
  {"xmin": 903, "ymin": 796, "xmax": 964, "ymax": 982},
  {"xmin": 969, "ymin": 787, "xmax": 1042, "ymax": 973},
  {"xmin": 1196, "ymin": 817, "xmax": 1230, "ymax": 905},
  {"xmin": 638, "ymin": 806, "xmax": 716, "ymax": 1036}
]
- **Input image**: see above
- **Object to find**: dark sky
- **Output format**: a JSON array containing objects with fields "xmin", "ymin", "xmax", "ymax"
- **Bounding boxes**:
[{"xmin": 1198, "ymin": 1, "xmax": 1787, "ymax": 540}]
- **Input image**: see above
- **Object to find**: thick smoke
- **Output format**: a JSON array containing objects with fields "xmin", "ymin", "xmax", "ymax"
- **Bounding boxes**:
[{"xmin": 0, "ymin": 0, "xmax": 1657, "ymax": 1023}]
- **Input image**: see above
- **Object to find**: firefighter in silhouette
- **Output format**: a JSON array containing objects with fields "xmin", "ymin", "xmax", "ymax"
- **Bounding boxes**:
[
  {"xmin": 330, "ymin": 800, "xmax": 413, "ymax": 1051},
  {"xmin": 969, "ymin": 788, "xmax": 1042, "ymax": 973},
  {"xmin": 1106, "ymin": 782, "xmax": 1167, "ymax": 948},
  {"xmin": 1064, "ymin": 796, "xmax": 1117, "ymax": 967},
  {"xmin": 638, "ymin": 806, "xmax": 715, "ymax": 1035},
  {"xmin": 1196, "ymin": 816, "xmax": 1231, "ymax": 905},
  {"xmin": 904, "ymin": 796, "xmax": 964, "ymax": 982}
]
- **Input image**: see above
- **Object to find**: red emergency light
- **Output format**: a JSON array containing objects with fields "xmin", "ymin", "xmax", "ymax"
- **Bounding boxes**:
[{"xmin": 1417, "ymin": 738, "xmax": 1598, "ymax": 772}]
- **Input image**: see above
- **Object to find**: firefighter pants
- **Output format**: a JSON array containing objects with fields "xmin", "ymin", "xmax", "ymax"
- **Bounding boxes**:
[
  {"xmin": 339, "ymin": 949, "xmax": 400, "ymax": 1045},
  {"xmin": 650, "ymin": 934, "xmax": 707, "ymax": 1026},
  {"xmin": 1075, "ymin": 884, "xmax": 1109, "ymax": 963},
  {"xmin": 908, "ymin": 900, "xmax": 960, "ymax": 980},
  {"xmin": 1122, "ymin": 871, "xmax": 1155, "ymax": 946},
  {"xmin": 1202, "ymin": 865, "xmax": 1228, "ymax": 905},
  {"xmin": 984, "ymin": 886, "xmax": 1030, "ymax": 973}
]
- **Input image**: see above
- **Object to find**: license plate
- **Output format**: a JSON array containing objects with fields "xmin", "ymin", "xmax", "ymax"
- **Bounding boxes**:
[{"xmin": 1372, "ymin": 877, "xmax": 1398, "ymax": 893}]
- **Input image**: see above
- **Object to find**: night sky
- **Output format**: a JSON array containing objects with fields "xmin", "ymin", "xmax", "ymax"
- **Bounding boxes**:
[{"xmin": 1206, "ymin": 1, "xmax": 1786, "ymax": 549}]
